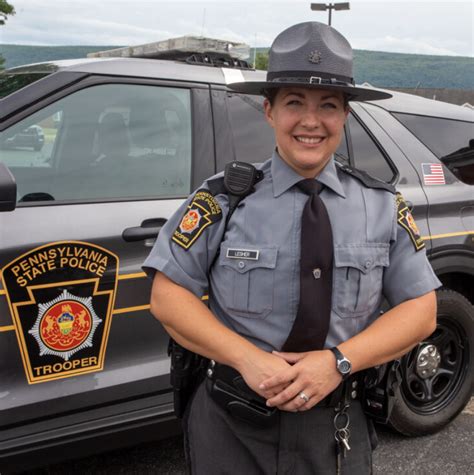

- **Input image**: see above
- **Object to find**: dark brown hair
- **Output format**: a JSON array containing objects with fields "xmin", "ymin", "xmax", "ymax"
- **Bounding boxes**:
[{"xmin": 263, "ymin": 88, "xmax": 350, "ymax": 109}]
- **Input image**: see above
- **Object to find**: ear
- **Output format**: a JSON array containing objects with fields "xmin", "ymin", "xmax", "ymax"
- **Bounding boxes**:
[{"xmin": 263, "ymin": 98, "xmax": 275, "ymax": 128}]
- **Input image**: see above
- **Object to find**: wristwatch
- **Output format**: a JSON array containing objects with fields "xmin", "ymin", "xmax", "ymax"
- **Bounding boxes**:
[{"xmin": 329, "ymin": 347, "xmax": 352, "ymax": 380}]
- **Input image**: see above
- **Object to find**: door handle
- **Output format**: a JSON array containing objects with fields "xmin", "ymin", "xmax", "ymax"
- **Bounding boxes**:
[{"xmin": 122, "ymin": 218, "xmax": 167, "ymax": 242}]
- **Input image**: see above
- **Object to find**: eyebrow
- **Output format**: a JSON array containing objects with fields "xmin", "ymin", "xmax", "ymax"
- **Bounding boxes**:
[
  {"xmin": 321, "ymin": 94, "xmax": 340, "ymax": 101},
  {"xmin": 282, "ymin": 91, "xmax": 305, "ymax": 99},
  {"xmin": 282, "ymin": 91, "xmax": 341, "ymax": 101}
]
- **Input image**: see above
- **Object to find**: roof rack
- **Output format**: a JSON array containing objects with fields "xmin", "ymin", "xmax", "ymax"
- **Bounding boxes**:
[{"xmin": 87, "ymin": 35, "xmax": 253, "ymax": 70}]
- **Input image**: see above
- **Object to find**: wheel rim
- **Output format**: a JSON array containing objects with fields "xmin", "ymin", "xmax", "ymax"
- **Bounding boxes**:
[{"xmin": 399, "ymin": 315, "xmax": 469, "ymax": 415}]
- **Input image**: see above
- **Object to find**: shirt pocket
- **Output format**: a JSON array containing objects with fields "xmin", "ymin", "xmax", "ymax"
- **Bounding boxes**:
[
  {"xmin": 333, "ymin": 244, "xmax": 389, "ymax": 318},
  {"xmin": 217, "ymin": 243, "xmax": 278, "ymax": 319}
]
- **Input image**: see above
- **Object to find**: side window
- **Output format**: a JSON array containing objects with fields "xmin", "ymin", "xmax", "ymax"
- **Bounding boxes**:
[
  {"xmin": 0, "ymin": 84, "xmax": 192, "ymax": 203},
  {"xmin": 346, "ymin": 114, "xmax": 395, "ymax": 183},
  {"xmin": 0, "ymin": 119, "xmax": 55, "ymax": 167},
  {"xmin": 393, "ymin": 113, "xmax": 474, "ymax": 185},
  {"xmin": 226, "ymin": 93, "xmax": 275, "ymax": 164}
]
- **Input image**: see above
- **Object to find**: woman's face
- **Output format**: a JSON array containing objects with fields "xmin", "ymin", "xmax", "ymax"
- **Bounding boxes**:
[{"xmin": 264, "ymin": 87, "xmax": 349, "ymax": 178}]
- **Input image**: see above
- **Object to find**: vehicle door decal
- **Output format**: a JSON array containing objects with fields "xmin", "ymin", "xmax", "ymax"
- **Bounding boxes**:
[
  {"xmin": 422, "ymin": 163, "xmax": 446, "ymax": 185},
  {"xmin": 1, "ymin": 241, "xmax": 118, "ymax": 384}
]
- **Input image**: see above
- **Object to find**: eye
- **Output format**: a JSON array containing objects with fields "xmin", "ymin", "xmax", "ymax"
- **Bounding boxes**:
[
  {"xmin": 286, "ymin": 98, "xmax": 302, "ymax": 106},
  {"xmin": 321, "ymin": 102, "xmax": 338, "ymax": 109}
]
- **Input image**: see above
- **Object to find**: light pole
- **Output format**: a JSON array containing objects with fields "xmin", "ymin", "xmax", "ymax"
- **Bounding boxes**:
[{"xmin": 310, "ymin": 3, "xmax": 350, "ymax": 26}]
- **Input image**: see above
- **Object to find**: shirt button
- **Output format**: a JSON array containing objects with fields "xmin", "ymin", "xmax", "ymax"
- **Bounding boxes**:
[
  {"xmin": 312, "ymin": 268, "xmax": 321, "ymax": 279},
  {"xmin": 365, "ymin": 260, "xmax": 372, "ymax": 269},
  {"xmin": 238, "ymin": 261, "xmax": 245, "ymax": 269}
]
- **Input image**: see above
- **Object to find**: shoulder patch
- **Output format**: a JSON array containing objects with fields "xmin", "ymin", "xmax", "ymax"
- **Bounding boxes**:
[
  {"xmin": 337, "ymin": 164, "xmax": 396, "ymax": 194},
  {"xmin": 172, "ymin": 189, "xmax": 222, "ymax": 250},
  {"xmin": 396, "ymin": 193, "xmax": 425, "ymax": 252}
]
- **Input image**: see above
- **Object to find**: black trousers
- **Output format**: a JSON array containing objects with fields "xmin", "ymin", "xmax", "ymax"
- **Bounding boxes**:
[{"xmin": 185, "ymin": 380, "xmax": 375, "ymax": 475}]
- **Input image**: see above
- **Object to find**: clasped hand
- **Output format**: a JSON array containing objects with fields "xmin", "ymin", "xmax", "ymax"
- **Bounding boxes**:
[{"xmin": 256, "ymin": 350, "xmax": 341, "ymax": 412}]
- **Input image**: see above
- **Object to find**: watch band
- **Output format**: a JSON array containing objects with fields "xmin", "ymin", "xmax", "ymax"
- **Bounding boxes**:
[
  {"xmin": 329, "ymin": 346, "xmax": 352, "ymax": 380},
  {"xmin": 329, "ymin": 346, "xmax": 345, "ymax": 362}
]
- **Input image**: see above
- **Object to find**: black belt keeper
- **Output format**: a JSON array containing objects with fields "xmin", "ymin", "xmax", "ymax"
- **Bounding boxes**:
[{"xmin": 206, "ymin": 363, "xmax": 360, "ymax": 427}]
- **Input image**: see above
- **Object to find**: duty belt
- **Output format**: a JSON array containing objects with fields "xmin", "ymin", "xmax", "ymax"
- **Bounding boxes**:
[{"xmin": 206, "ymin": 362, "xmax": 359, "ymax": 427}]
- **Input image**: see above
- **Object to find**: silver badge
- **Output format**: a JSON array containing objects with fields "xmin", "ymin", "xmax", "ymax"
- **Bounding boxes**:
[{"xmin": 308, "ymin": 51, "xmax": 322, "ymax": 64}]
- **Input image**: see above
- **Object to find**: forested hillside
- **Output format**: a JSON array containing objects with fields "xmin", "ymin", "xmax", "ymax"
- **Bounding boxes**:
[
  {"xmin": 1, "ymin": 44, "xmax": 472, "ymax": 89},
  {"xmin": 0, "ymin": 45, "xmax": 123, "ymax": 69}
]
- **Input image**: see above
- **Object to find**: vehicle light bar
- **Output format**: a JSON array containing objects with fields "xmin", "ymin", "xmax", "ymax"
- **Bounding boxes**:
[{"xmin": 87, "ymin": 35, "xmax": 250, "ymax": 61}]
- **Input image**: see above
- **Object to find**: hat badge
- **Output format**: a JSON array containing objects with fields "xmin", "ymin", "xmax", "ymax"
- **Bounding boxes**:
[{"xmin": 308, "ymin": 50, "xmax": 322, "ymax": 64}]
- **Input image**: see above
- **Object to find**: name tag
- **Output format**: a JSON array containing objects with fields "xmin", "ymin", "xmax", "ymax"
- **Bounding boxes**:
[{"xmin": 226, "ymin": 249, "xmax": 259, "ymax": 260}]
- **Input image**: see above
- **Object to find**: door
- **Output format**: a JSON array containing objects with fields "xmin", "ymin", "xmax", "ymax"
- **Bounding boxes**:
[{"xmin": 0, "ymin": 77, "xmax": 213, "ymax": 430}]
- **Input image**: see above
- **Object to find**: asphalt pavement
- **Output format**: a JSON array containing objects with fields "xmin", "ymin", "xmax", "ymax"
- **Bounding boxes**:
[{"xmin": 27, "ymin": 398, "xmax": 473, "ymax": 475}]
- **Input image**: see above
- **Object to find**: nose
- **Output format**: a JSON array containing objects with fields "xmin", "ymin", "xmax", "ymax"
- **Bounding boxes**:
[{"xmin": 300, "ymin": 107, "xmax": 322, "ymax": 128}]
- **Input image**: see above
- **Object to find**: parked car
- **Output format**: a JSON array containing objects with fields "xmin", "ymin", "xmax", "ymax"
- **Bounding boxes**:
[
  {"xmin": 0, "ymin": 124, "xmax": 45, "ymax": 151},
  {"xmin": 0, "ymin": 43, "xmax": 473, "ymax": 472}
]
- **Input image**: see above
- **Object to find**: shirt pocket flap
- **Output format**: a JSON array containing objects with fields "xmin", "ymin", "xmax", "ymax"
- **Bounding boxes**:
[
  {"xmin": 219, "ymin": 244, "xmax": 278, "ymax": 274},
  {"xmin": 334, "ymin": 244, "xmax": 389, "ymax": 274}
]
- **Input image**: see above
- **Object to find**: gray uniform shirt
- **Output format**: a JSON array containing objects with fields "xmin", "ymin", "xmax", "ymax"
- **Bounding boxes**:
[{"xmin": 143, "ymin": 151, "xmax": 441, "ymax": 351}]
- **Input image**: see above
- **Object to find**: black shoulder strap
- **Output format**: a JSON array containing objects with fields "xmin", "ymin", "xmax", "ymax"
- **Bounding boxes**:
[
  {"xmin": 223, "ymin": 161, "xmax": 264, "ymax": 224},
  {"xmin": 337, "ymin": 163, "xmax": 396, "ymax": 194},
  {"xmin": 207, "ymin": 176, "xmax": 226, "ymax": 196},
  {"xmin": 207, "ymin": 161, "xmax": 264, "ymax": 225},
  {"xmin": 207, "ymin": 162, "xmax": 263, "ymax": 271}
]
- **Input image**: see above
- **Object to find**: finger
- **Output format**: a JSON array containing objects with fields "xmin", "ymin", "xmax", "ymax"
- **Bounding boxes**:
[
  {"xmin": 261, "ymin": 384, "xmax": 286, "ymax": 399},
  {"xmin": 277, "ymin": 391, "xmax": 312, "ymax": 412},
  {"xmin": 266, "ymin": 380, "xmax": 302, "ymax": 407},
  {"xmin": 259, "ymin": 367, "xmax": 296, "ymax": 391},
  {"xmin": 272, "ymin": 351, "xmax": 306, "ymax": 364},
  {"xmin": 294, "ymin": 396, "xmax": 322, "ymax": 412},
  {"xmin": 262, "ymin": 383, "xmax": 288, "ymax": 399}
]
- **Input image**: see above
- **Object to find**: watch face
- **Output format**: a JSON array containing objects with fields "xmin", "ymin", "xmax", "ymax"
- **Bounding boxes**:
[{"xmin": 339, "ymin": 360, "xmax": 351, "ymax": 374}]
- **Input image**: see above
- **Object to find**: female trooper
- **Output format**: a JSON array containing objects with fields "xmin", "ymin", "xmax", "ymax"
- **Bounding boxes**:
[{"xmin": 143, "ymin": 22, "xmax": 440, "ymax": 474}]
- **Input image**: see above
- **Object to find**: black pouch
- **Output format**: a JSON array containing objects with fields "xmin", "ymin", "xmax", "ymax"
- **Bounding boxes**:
[
  {"xmin": 168, "ymin": 339, "xmax": 208, "ymax": 418},
  {"xmin": 207, "ymin": 365, "xmax": 277, "ymax": 428},
  {"xmin": 361, "ymin": 361, "xmax": 401, "ymax": 424}
]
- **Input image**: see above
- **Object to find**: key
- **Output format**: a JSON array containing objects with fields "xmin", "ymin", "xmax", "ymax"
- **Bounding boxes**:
[
  {"xmin": 335, "ymin": 439, "xmax": 342, "ymax": 475},
  {"xmin": 335, "ymin": 428, "xmax": 351, "ymax": 457},
  {"xmin": 342, "ymin": 428, "xmax": 351, "ymax": 456},
  {"xmin": 340, "ymin": 434, "xmax": 351, "ymax": 453}
]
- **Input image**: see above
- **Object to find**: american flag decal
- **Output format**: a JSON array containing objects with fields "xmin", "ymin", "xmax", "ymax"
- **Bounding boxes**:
[{"xmin": 422, "ymin": 163, "xmax": 445, "ymax": 185}]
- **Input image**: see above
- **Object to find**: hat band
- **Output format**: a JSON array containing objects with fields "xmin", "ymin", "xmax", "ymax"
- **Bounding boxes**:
[{"xmin": 267, "ymin": 70, "xmax": 354, "ymax": 87}]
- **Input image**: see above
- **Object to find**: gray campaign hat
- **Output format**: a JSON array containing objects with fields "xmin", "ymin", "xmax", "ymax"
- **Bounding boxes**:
[{"xmin": 228, "ymin": 22, "xmax": 392, "ymax": 101}]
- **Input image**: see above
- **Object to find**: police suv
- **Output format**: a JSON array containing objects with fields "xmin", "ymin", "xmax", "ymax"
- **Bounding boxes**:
[{"xmin": 0, "ymin": 37, "xmax": 473, "ymax": 472}]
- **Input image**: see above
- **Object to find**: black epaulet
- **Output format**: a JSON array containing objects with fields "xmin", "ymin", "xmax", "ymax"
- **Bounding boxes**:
[
  {"xmin": 336, "ymin": 163, "xmax": 396, "ymax": 194},
  {"xmin": 206, "ymin": 176, "xmax": 226, "ymax": 196}
]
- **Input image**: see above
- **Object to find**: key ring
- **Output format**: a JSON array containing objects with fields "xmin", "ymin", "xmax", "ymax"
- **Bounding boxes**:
[
  {"xmin": 334, "ymin": 427, "xmax": 351, "ymax": 442},
  {"xmin": 333, "ymin": 405, "xmax": 350, "ymax": 431}
]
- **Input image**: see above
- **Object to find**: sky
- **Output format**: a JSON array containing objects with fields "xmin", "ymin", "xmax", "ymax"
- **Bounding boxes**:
[{"xmin": 0, "ymin": 0, "xmax": 473, "ymax": 57}]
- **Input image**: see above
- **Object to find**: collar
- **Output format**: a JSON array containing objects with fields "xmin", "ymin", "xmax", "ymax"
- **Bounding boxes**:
[{"xmin": 271, "ymin": 150, "xmax": 346, "ymax": 198}]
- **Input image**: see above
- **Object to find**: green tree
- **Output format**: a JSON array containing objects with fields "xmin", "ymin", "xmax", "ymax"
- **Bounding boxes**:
[
  {"xmin": 255, "ymin": 52, "xmax": 269, "ymax": 71},
  {"xmin": 0, "ymin": 0, "xmax": 15, "ymax": 70},
  {"xmin": 0, "ymin": 0, "xmax": 15, "ymax": 25}
]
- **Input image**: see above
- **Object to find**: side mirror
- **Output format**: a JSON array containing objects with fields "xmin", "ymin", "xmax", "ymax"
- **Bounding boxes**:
[{"xmin": 0, "ymin": 162, "xmax": 17, "ymax": 212}]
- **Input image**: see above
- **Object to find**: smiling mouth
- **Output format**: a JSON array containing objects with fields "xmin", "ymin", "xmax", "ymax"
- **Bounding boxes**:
[{"xmin": 295, "ymin": 136, "xmax": 325, "ymax": 144}]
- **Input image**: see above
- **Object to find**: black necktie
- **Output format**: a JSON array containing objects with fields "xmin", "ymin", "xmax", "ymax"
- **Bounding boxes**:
[{"xmin": 282, "ymin": 179, "xmax": 334, "ymax": 352}]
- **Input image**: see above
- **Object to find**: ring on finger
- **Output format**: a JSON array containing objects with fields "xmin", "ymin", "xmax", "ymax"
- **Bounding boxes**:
[{"xmin": 298, "ymin": 391, "xmax": 310, "ymax": 403}]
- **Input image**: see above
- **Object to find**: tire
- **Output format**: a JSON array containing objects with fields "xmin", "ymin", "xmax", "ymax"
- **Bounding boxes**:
[{"xmin": 389, "ymin": 289, "xmax": 473, "ymax": 436}]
